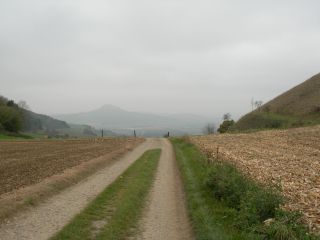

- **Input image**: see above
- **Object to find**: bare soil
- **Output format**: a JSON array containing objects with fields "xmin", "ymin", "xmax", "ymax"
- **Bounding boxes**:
[
  {"xmin": 0, "ymin": 138, "xmax": 144, "ymax": 221},
  {"xmin": 0, "ymin": 138, "xmax": 141, "ymax": 195},
  {"xmin": 0, "ymin": 138, "xmax": 156, "ymax": 240},
  {"xmin": 191, "ymin": 125, "xmax": 320, "ymax": 233}
]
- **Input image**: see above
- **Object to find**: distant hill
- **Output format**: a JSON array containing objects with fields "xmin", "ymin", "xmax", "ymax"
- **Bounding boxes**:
[
  {"xmin": 234, "ymin": 73, "xmax": 320, "ymax": 131},
  {"xmin": 0, "ymin": 95, "xmax": 70, "ymax": 136},
  {"xmin": 55, "ymin": 105, "xmax": 213, "ymax": 136}
]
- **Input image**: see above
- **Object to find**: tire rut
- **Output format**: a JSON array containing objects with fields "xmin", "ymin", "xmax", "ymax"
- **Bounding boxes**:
[{"xmin": 138, "ymin": 139, "xmax": 194, "ymax": 240}]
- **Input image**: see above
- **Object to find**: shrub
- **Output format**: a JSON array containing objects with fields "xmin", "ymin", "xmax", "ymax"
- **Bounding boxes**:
[
  {"xmin": 204, "ymin": 159, "xmax": 317, "ymax": 239},
  {"xmin": 0, "ymin": 106, "xmax": 23, "ymax": 132},
  {"xmin": 237, "ymin": 185, "xmax": 283, "ymax": 228},
  {"xmin": 218, "ymin": 120, "xmax": 235, "ymax": 133},
  {"xmin": 206, "ymin": 162, "xmax": 250, "ymax": 209},
  {"xmin": 206, "ymin": 160, "xmax": 283, "ymax": 229}
]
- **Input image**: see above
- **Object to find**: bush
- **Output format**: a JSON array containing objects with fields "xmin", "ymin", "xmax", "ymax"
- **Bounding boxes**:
[
  {"xmin": 0, "ymin": 106, "xmax": 23, "ymax": 132},
  {"xmin": 237, "ymin": 185, "xmax": 283, "ymax": 228},
  {"xmin": 218, "ymin": 120, "xmax": 235, "ymax": 133},
  {"xmin": 206, "ymin": 162, "xmax": 249, "ymax": 209},
  {"xmin": 205, "ymin": 160, "xmax": 318, "ymax": 239},
  {"xmin": 207, "ymin": 161, "xmax": 283, "ymax": 228}
]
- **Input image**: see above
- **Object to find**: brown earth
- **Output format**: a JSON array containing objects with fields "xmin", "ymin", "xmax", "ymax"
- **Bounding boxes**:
[
  {"xmin": 191, "ymin": 125, "xmax": 320, "ymax": 233},
  {"xmin": 0, "ymin": 138, "xmax": 154, "ymax": 240},
  {"xmin": 0, "ymin": 138, "xmax": 142, "ymax": 195},
  {"xmin": 0, "ymin": 138, "xmax": 143, "ymax": 220}
]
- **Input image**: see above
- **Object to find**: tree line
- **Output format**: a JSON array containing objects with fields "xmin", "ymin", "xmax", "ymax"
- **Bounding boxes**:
[{"xmin": 0, "ymin": 96, "xmax": 27, "ymax": 133}]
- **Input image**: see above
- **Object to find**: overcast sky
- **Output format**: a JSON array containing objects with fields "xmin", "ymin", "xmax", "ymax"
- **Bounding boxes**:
[{"xmin": 1, "ymin": 0, "xmax": 320, "ymax": 119}]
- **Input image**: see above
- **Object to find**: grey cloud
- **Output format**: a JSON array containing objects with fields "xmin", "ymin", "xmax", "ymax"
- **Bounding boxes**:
[{"xmin": 1, "ymin": 0, "xmax": 320, "ymax": 119}]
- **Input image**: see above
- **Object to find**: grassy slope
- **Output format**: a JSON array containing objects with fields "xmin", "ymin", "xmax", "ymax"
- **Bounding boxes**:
[
  {"xmin": 51, "ymin": 149, "xmax": 161, "ymax": 240},
  {"xmin": 234, "ymin": 73, "xmax": 320, "ymax": 131},
  {"xmin": 265, "ymin": 73, "xmax": 320, "ymax": 116}
]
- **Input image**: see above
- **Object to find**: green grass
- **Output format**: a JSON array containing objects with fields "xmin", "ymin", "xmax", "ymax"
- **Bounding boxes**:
[
  {"xmin": 0, "ymin": 133, "xmax": 33, "ymax": 140},
  {"xmin": 232, "ymin": 111, "xmax": 320, "ymax": 132},
  {"xmin": 51, "ymin": 149, "xmax": 161, "ymax": 240},
  {"xmin": 171, "ymin": 138, "xmax": 257, "ymax": 240},
  {"xmin": 232, "ymin": 112, "xmax": 296, "ymax": 131},
  {"xmin": 171, "ymin": 138, "xmax": 319, "ymax": 240}
]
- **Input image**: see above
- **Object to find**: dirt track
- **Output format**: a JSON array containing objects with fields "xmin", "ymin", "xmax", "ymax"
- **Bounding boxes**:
[
  {"xmin": 138, "ymin": 139, "xmax": 193, "ymax": 240},
  {"xmin": 0, "ymin": 138, "xmax": 192, "ymax": 240}
]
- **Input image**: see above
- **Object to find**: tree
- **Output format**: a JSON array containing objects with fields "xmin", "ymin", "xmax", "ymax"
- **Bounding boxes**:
[
  {"xmin": 0, "ymin": 106, "xmax": 23, "ymax": 132},
  {"xmin": 254, "ymin": 100, "xmax": 263, "ymax": 111},
  {"xmin": 0, "ymin": 96, "xmax": 8, "ymax": 106},
  {"xmin": 83, "ymin": 126, "xmax": 97, "ymax": 136},
  {"xmin": 218, "ymin": 114, "xmax": 235, "ymax": 133},
  {"xmin": 251, "ymin": 97, "xmax": 255, "ymax": 111},
  {"xmin": 223, "ymin": 113, "xmax": 231, "ymax": 121},
  {"xmin": 18, "ymin": 100, "xmax": 30, "ymax": 110},
  {"xmin": 204, "ymin": 123, "xmax": 215, "ymax": 135},
  {"xmin": 218, "ymin": 120, "xmax": 235, "ymax": 133},
  {"xmin": 6, "ymin": 100, "xmax": 15, "ymax": 107}
]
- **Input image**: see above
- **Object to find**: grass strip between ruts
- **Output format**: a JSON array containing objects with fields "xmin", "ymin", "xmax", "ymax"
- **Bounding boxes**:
[{"xmin": 51, "ymin": 149, "xmax": 161, "ymax": 240}]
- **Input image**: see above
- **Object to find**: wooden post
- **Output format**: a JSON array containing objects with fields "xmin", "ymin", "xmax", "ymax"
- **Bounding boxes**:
[
  {"xmin": 101, "ymin": 129, "xmax": 104, "ymax": 138},
  {"xmin": 216, "ymin": 146, "xmax": 219, "ymax": 161},
  {"xmin": 134, "ymin": 130, "xmax": 136, "ymax": 138}
]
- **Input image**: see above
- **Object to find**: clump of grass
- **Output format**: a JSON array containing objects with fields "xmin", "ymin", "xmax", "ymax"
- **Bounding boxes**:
[
  {"xmin": 237, "ymin": 184, "xmax": 283, "ymax": 229},
  {"xmin": 206, "ymin": 162, "xmax": 250, "ymax": 209},
  {"xmin": 24, "ymin": 197, "xmax": 36, "ymax": 206},
  {"xmin": 264, "ymin": 221, "xmax": 298, "ymax": 240},
  {"xmin": 206, "ymin": 161, "xmax": 283, "ymax": 229}
]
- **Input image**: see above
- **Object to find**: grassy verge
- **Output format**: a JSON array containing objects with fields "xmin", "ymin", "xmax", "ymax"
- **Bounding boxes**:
[
  {"xmin": 51, "ymin": 149, "xmax": 161, "ymax": 240},
  {"xmin": 0, "ymin": 132, "xmax": 33, "ymax": 140},
  {"xmin": 171, "ymin": 138, "xmax": 319, "ymax": 240}
]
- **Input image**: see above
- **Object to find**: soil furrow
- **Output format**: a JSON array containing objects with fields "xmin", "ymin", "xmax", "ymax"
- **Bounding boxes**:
[{"xmin": 0, "ymin": 139, "xmax": 158, "ymax": 240}]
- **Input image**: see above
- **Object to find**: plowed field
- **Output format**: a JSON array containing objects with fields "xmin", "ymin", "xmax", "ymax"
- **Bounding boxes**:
[
  {"xmin": 191, "ymin": 126, "xmax": 320, "ymax": 233},
  {"xmin": 0, "ymin": 138, "xmax": 142, "ymax": 196}
]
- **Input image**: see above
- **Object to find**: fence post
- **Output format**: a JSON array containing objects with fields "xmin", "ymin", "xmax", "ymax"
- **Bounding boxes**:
[{"xmin": 216, "ymin": 146, "xmax": 219, "ymax": 161}]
